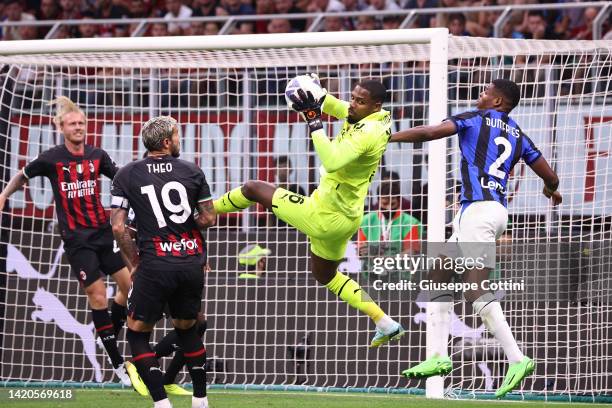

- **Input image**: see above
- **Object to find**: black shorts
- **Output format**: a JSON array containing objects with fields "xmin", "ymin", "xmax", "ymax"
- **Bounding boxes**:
[
  {"xmin": 65, "ymin": 230, "xmax": 125, "ymax": 288},
  {"xmin": 127, "ymin": 264, "xmax": 204, "ymax": 324}
]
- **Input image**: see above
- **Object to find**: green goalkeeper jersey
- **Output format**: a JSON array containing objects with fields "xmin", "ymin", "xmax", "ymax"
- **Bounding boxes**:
[{"xmin": 310, "ymin": 94, "xmax": 392, "ymax": 219}]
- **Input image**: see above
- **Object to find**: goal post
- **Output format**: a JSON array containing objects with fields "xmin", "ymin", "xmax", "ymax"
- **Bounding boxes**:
[
  {"xmin": 0, "ymin": 28, "xmax": 451, "ymax": 54},
  {"xmin": 425, "ymin": 29, "xmax": 449, "ymax": 399},
  {"xmin": 0, "ymin": 30, "xmax": 610, "ymax": 403}
]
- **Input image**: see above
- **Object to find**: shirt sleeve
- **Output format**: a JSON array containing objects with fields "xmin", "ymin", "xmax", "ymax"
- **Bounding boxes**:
[
  {"xmin": 321, "ymin": 94, "xmax": 349, "ymax": 120},
  {"xmin": 99, "ymin": 150, "xmax": 119, "ymax": 179},
  {"xmin": 311, "ymin": 123, "xmax": 373, "ymax": 173},
  {"xmin": 22, "ymin": 152, "xmax": 51, "ymax": 179},
  {"xmin": 446, "ymin": 110, "xmax": 481, "ymax": 134},
  {"xmin": 197, "ymin": 168, "xmax": 212, "ymax": 202},
  {"xmin": 110, "ymin": 168, "xmax": 130, "ymax": 210},
  {"xmin": 521, "ymin": 134, "xmax": 542, "ymax": 165}
]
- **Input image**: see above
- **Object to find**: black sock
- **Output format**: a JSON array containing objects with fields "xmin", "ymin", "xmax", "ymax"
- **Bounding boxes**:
[
  {"xmin": 158, "ymin": 319, "xmax": 207, "ymax": 385},
  {"xmin": 175, "ymin": 325, "xmax": 207, "ymax": 398},
  {"xmin": 197, "ymin": 319, "xmax": 207, "ymax": 337},
  {"xmin": 91, "ymin": 308, "xmax": 124, "ymax": 368},
  {"xmin": 126, "ymin": 329, "xmax": 167, "ymax": 402},
  {"xmin": 154, "ymin": 331, "xmax": 179, "ymax": 359},
  {"xmin": 110, "ymin": 302, "xmax": 127, "ymax": 337},
  {"xmin": 155, "ymin": 319, "xmax": 207, "ymax": 359},
  {"xmin": 163, "ymin": 353, "xmax": 186, "ymax": 385}
]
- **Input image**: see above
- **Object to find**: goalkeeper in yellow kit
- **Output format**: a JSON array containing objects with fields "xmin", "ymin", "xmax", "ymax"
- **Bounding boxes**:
[{"xmin": 214, "ymin": 77, "xmax": 404, "ymax": 347}]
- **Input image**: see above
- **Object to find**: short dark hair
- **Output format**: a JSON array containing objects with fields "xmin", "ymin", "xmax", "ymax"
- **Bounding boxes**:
[
  {"xmin": 448, "ymin": 13, "xmax": 466, "ymax": 25},
  {"xmin": 492, "ymin": 78, "xmax": 521, "ymax": 111},
  {"xmin": 357, "ymin": 79, "xmax": 387, "ymax": 104},
  {"xmin": 378, "ymin": 179, "xmax": 401, "ymax": 197},
  {"xmin": 527, "ymin": 10, "xmax": 544, "ymax": 19},
  {"xmin": 383, "ymin": 16, "xmax": 401, "ymax": 23},
  {"xmin": 381, "ymin": 170, "xmax": 400, "ymax": 182},
  {"xmin": 275, "ymin": 155, "xmax": 291, "ymax": 166}
]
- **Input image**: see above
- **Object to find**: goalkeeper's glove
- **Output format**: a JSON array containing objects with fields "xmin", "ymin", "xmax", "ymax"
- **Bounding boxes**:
[{"xmin": 290, "ymin": 88, "xmax": 324, "ymax": 132}]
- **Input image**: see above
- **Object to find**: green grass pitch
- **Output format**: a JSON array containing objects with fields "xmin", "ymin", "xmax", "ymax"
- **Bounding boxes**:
[{"xmin": 2, "ymin": 389, "xmax": 610, "ymax": 408}]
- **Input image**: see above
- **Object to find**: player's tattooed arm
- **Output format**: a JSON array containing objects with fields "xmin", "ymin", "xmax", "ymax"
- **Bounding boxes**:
[
  {"xmin": 390, "ymin": 120, "xmax": 456, "ymax": 143},
  {"xmin": 195, "ymin": 199, "xmax": 216, "ymax": 229},
  {"xmin": 111, "ymin": 207, "xmax": 140, "ymax": 272}
]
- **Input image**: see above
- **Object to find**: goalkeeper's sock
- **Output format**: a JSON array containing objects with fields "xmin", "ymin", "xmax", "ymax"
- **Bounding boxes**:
[
  {"xmin": 325, "ymin": 271, "xmax": 385, "ymax": 322},
  {"xmin": 126, "ymin": 329, "xmax": 167, "ymax": 402},
  {"xmin": 213, "ymin": 187, "xmax": 254, "ymax": 214},
  {"xmin": 374, "ymin": 314, "xmax": 397, "ymax": 333},
  {"xmin": 110, "ymin": 301, "xmax": 127, "ymax": 337},
  {"xmin": 426, "ymin": 300, "xmax": 453, "ymax": 357},
  {"xmin": 175, "ymin": 325, "xmax": 207, "ymax": 398},
  {"xmin": 474, "ymin": 293, "xmax": 524, "ymax": 364},
  {"xmin": 91, "ymin": 308, "xmax": 124, "ymax": 368}
]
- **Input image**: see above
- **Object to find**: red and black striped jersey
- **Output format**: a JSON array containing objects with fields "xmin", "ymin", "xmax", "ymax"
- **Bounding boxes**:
[
  {"xmin": 23, "ymin": 144, "xmax": 118, "ymax": 247},
  {"xmin": 110, "ymin": 155, "xmax": 212, "ymax": 268}
]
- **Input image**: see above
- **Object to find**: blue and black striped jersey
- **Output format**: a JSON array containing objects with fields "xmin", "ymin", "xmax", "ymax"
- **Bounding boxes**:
[{"xmin": 448, "ymin": 109, "xmax": 542, "ymax": 207}]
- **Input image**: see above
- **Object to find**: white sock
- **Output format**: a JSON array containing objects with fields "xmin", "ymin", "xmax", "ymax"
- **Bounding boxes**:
[
  {"xmin": 375, "ymin": 314, "xmax": 396, "ymax": 333},
  {"xmin": 154, "ymin": 398, "xmax": 172, "ymax": 408},
  {"xmin": 192, "ymin": 396, "xmax": 209, "ymax": 408},
  {"xmin": 474, "ymin": 294, "xmax": 524, "ymax": 364},
  {"xmin": 426, "ymin": 301, "xmax": 452, "ymax": 358}
]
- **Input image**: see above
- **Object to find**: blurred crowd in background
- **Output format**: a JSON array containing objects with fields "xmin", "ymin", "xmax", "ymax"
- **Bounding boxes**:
[{"xmin": 0, "ymin": 0, "xmax": 610, "ymax": 41}]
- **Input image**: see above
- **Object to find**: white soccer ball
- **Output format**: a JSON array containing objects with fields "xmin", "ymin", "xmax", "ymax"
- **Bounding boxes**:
[{"xmin": 285, "ymin": 74, "xmax": 326, "ymax": 112}]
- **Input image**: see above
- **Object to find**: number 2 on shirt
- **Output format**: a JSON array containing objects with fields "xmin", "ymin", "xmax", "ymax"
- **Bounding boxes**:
[{"xmin": 488, "ymin": 136, "xmax": 512, "ymax": 179}]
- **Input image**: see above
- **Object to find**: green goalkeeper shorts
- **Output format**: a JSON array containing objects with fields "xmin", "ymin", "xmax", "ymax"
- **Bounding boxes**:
[{"xmin": 272, "ymin": 187, "xmax": 361, "ymax": 261}]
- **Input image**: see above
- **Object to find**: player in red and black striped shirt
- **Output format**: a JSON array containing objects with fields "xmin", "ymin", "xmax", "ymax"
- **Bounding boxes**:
[
  {"xmin": 110, "ymin": 116, "xmax": 216, "ymax": 408},
  {"xmin": 0, "ymin": 97, "xmax": 133, "ymax": 386}
]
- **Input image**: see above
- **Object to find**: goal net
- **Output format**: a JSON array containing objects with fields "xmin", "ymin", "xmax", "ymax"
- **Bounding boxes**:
[{"xmin": 0, "ymin": 32, "xmax": 610, "ymax": 401}]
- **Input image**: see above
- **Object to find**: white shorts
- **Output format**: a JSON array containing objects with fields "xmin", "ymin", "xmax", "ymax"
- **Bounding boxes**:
[{"xmin": 446, "ymin": 201, "xmax": 508, "ymax": 270}]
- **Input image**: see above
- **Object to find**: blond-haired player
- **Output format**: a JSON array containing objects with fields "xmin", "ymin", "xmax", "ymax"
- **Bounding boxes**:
[{"xmin": 0, "ymin": 96, "xmax": 133, "ymax": 385}]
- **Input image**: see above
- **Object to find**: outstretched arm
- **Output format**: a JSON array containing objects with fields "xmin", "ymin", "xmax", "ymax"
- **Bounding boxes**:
[
  {"xmin": 529, "ymin": 156, "xmax": 562, "ymax": 206},
  {"xmin": 0, "ymin": 170, "xmax": 28, "ymax": 211},
  {"xmin": 390, "ymin": 120, "xmax": 457, "ymax": 143},
  {"xmin": 111, "ymin": 207, "xmax": 140, "ymax": 272}
]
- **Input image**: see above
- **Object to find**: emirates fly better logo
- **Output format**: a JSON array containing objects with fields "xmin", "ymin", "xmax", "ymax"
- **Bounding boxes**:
[{"xmin": 60, "ymin": 180, "xmax": 96, "ymax": 198}]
